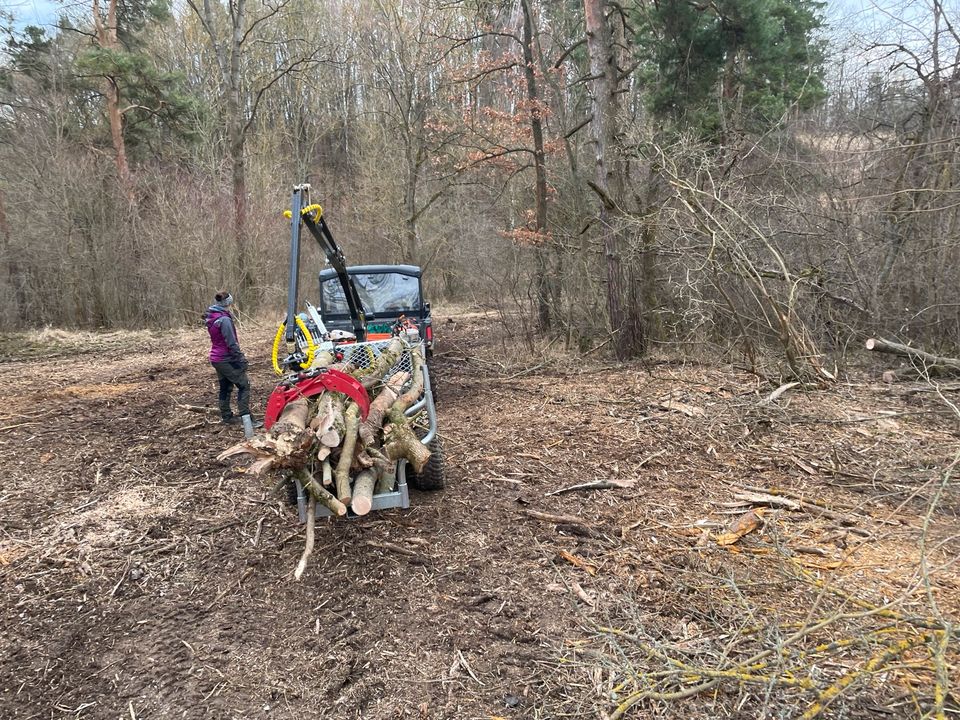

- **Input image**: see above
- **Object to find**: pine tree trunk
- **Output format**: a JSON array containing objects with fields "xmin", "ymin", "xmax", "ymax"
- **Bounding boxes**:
[
  {"xmin": 92, "ymin": 0, "xmax": 133, "ymax": 200},
  {"xmin": 583, "ymin": 0, "xmax": 646, "ymax": 359}
]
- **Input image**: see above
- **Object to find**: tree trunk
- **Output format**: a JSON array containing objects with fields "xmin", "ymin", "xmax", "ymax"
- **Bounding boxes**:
[
  {"xmin": 359, "ymin": 370, "xmax": 409, "ymax": 445},
  {"xmin": 404, "ymin": 139, "xmax": 421, "ymax": 265},
  {"xmin": 92, "ymin": 0, "xmax": 133, "ymax": 199},
  {"xmin": 228, "ymin": 0, "xmax": 252, "ymax": 295},
  {"xmin": 192, "ymin": 0, "xmax": 252, "ymax": 296},
  {"xmin": 583, "ymin": 0, "xmax": 645, "ymax": 359},
  {"xmin": 520, "ymin": 0, "xmax": 552, "ymax": 331},
  {"xmin": 0, "ymin": 188, "xmax": 25, "ymax": 325}
]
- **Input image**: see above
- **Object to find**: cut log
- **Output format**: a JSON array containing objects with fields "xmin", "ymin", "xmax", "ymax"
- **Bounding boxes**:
[
  {"xmin": 383, "ymin": 420, "xmax": 431, "ymax": 474},
  {"xmin": 865, "ymin": 337, "xmax": 960, "ymax": 375},
  {"xmin": 272, "ymin": 397, "xmax": 314, "ymax": 460},
  {"xmin": 350, "ymin": 469, "xmax": 378, "ymax": 515},
  {"xmin": 309, "ymin": 349, "xmax": 336, "ymax": 370},
  {"xmin": 391, "ymin": 350, "xmax": 424, "ymax": 414},
  {"xmin": 321, "ymin": 459, "xmax": 332, "ymax": 487},
  {"xmin": 381, "ymin": 350, "xmax": 430, "ymax": 473},
  {"xmin": 358, "ymin": 370, "xmax": 409, "ymax": 445},
  {"xmin": 335, "ymin": 402, "xmax": 360, "ymax": 504},
  {"xmin": 296, "ymin": 469, "xmax": 347, "ymax": 516},
  {"xmin": 355, "ymin": 338, "xmax": 405, "ymax": 388},
  {"xmin": 272, "ymin": 397, "xmax": 310, "ymax": 434},
  {"xmin": 327, "ymin": 395, "xmax": 345, "ymax": 446},
  {"xmin": 356, "ymin": 450, "xmax": 375, "ymax": 468},
  {"xmin": 364, "ymin": 445, "xmax": 391, "ymax": 469},
  {"xmin": 313, "ymin": 393, "xmax": 342, "ymax": 447}
]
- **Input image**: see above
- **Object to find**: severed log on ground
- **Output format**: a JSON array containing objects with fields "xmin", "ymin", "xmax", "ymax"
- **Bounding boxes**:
[
  {"xmin": 217, "ymin": 338, "xmax": 432, "ymax": 578},
  {"xmin": 865, "ymin": 337, "xmax": 960, "ymax": 378}
]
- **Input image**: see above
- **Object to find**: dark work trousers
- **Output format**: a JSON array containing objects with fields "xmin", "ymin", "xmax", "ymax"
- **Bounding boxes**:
[{"xmin": 211, "ymin": 361, "xmax": 251, "ymax": 419}]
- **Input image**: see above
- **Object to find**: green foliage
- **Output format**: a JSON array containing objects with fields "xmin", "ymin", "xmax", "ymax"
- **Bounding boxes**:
[
  {"xmin": 639, "ymin": 0, "xmax": 827, "ymax": 138},
  {"xmin": 0, "ymin": 1, "xmax": 202, "ymax": 160},
  {"xmin": 75, "ymin": 44, "xmax": 202, "ymax": 155},
  {"xmin": 115, "ymin": 0, "xmax": 171, "ymax": 46},
  {"xmin": 3, "ymin": 25, "xmax": 53, "ymax": 89}
]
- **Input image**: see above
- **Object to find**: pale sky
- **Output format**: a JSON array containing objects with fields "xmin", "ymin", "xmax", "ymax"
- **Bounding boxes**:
[
  {"xmin": 5, "ymin": 0, "xmax": 69, "ymax": 30},
  {"xmin": 3, "ymin": 0, "xmax": 958, "ymax": 48}
]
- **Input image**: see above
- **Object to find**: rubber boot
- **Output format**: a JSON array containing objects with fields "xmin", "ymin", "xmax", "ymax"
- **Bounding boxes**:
[{"xmin": 241, "ymin": 414, "xmax": 254, "ymax": 439}]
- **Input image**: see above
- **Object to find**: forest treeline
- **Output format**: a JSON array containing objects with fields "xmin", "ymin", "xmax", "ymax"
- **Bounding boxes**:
[{"xmin": 1, "ymin": 0, "xmax": 958, "ymax": 377}]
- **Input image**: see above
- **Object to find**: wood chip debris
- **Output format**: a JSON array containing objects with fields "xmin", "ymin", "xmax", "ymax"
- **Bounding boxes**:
[
  {"xmin": 557, "ymin": 549, "xmax": 598, "ymax": 575},
  {"xmin": 716, "ymin": 508, "xmax": 766, "ymax": 546}
]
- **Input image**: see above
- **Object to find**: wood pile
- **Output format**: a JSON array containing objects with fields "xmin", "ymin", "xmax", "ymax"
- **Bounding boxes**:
[{"xmin": 217, "ymin": 338, "xmax": 431, "ymax": 578}]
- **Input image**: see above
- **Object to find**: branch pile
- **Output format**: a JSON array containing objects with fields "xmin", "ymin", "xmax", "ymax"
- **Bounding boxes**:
[{"xmin": 217, "ymin": 338, "xmax": 430, "ymax": 578}]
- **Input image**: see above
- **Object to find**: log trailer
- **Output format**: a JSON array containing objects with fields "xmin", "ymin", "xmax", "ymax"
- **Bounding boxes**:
[{"xmin": 266, "ymin": 183, "xmax": 444, "ymax": 521}]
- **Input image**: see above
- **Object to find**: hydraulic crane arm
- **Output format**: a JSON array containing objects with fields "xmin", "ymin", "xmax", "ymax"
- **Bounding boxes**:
[{"xmin": 284, "ymin": 184, "xmax": 366, "ymax": 349}]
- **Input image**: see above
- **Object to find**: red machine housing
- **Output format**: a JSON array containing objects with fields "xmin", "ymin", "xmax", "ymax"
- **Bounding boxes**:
[{"xmin": 264, "ymin": 368, "xmax": 370, "ymax": 429}]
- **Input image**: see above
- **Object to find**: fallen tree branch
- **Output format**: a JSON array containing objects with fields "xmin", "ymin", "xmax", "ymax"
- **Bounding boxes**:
[
  {"xmin": 865, "ymin": 337, "xmax": 960, "ymax": 376},
  {"xmin": 365, "ymin": 540, "xmax": 422, "ymax": 558},
  {"xmin": 522, "ymin": 509, "xmax": 595, "ymax": 527},
  {"xmin": 736, "ymin": 486, "xmax": 869, "ymax": 526},
  {"xmin": 294, "ymin": 495, "xmax": 316, "ymax": 581},
  {"xmin": 546, "ymin": 478, "xmax": 635, "ymax": 497}
]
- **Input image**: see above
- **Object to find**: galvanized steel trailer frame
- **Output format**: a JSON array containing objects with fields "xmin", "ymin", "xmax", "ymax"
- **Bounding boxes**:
[{"xmin": 293, "ymin": 340, "xmax": 438, "ymax": 522}]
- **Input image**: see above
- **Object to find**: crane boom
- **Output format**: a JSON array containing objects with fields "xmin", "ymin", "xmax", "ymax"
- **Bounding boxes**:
[{"xmin": 284, "ymin": 184, "xmax": 366, "ymax": 351}]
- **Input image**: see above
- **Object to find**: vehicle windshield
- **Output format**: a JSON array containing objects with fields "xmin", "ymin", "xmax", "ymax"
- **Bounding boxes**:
[{"xmin": 321, "ymin": 272, "xmax": 421, "ymax": 315}]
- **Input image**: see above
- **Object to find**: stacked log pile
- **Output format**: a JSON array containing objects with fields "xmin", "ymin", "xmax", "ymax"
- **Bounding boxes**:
[{"xmin": 217, "ymin": 338, "xmax": 430, "ymax": 578}]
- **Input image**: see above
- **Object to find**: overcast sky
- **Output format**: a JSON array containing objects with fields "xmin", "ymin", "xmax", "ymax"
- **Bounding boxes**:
[
  {"xmin": 6, "ymin": 0, "xmax": 61, "ymax": 29},
  {"xmin": 4, "ymin": 0, "xmax": 956, "ymax": 43}
]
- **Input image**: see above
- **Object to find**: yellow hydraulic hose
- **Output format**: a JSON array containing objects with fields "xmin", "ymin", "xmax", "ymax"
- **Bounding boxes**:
[{"xmin": 271, "ymin": 315, "xmax": 317, "ymax": 375}]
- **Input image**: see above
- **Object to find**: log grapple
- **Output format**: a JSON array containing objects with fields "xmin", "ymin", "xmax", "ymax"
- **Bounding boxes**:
[{"xmin": 263, "ymin": 367, "xmax": 370, "ymax": 430}]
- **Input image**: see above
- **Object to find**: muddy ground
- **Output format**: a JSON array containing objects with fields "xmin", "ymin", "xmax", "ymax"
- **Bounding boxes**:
[{"xmin": 1, "ymin": 313, "xmax": 958, "ymax": 719}]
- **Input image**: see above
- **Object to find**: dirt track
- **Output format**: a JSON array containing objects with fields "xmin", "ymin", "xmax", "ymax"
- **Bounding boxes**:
[{"xmin": 1, "ymin": 314, "xmax": 958, "ymax": 719}]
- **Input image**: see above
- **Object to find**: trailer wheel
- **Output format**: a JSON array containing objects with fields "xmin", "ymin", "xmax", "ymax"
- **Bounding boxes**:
[
  {"xmin": 285, "ymin": 476, "xmax": 299, "ymax": 506},
  {"xmin": 426, "ymin": 363, "xmax": 438, "ymax": 404},
  {"xmin": 409, "ymin": 436, "xmax": 446, "ymax": 490}
]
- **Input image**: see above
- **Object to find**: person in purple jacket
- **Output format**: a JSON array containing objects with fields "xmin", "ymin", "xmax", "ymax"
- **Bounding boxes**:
[{"xmin": 204, "ymin": 291, "xmax": 252, "ymax": 425}]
